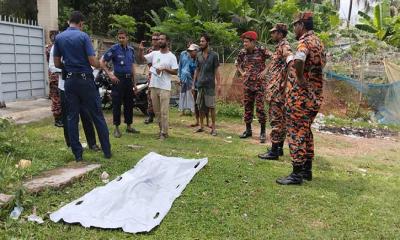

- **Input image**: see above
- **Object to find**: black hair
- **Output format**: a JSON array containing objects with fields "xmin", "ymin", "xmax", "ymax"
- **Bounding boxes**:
[
  {"xmin": 159, "ymin": 33, "xmax": 170, "ymax": 41},
  {"xmin": 200, "ymin": 33, "xmax": 210, "ymax": 43},
  {"xmin": 69, "ymin": 11, "xmax": 85, "ymax": 24},
  {"xmin": 279, "ymin": 30, "xmax": 288, "ymax": 38},
  {"xmin": 303, "ymin": 18, "xmax": 314, "ymax": 31},
  {"xmin": 117, "ymin": 29, "xmax": 128, "ymax": 36}
]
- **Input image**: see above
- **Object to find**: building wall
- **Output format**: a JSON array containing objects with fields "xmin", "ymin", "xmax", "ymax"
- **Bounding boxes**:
[
  {"xmin": 37, "ymin": 0, "xmax": 58, "ymax": 43},
  {"xmin": 0, "ymin": 21, "xmax": 46, "ymax": 102}
]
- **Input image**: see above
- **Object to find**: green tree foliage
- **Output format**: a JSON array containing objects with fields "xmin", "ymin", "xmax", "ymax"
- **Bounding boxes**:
[
  {"xmin": 252, "ymin": 0, "xmax": 339, "ymax": 46},
  {"xmin": 0, "ymin": 0, "xmax": 37, "ymax": 21},
  {"xmin": 355, "ymin": 0, "xmax": 400, "ymax": 48},
  {"xmin": 355, "ymin": 1, "xmax": 391, "ymax": 40},
  {"xmin": 149, "ymin": 1, "xmax": 238, "ymax": 54},
  {"xmin": 55, "ymin": 0, "xmax": 341, "ymax": 50},
  {"xmin": 108, "ymin": 14, "xmax": 137, "ymax": 39}
]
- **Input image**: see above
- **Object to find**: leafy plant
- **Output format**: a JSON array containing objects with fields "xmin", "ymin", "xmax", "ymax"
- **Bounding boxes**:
[
  {"xmin": 149, "ymin": 3, "xmax": 238, "ymax": 54},
  {"xmin": 216, "ymin": 101, "xmax": 243, "ymax": 118},
  {"xmin": 355, "ymin": 1, "xmax": 392, "ymax": 41},
  {"xmin": 0, "ymin": 119, "xmax": 19, "ymax": 154},
  {"xmin": 108, "ymin": 14, "xmax": 137, "ymax": 39}
]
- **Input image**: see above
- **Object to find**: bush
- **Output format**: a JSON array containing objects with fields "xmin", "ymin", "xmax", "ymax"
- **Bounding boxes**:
[
  {"xmin": 216, "ymin": 101, "xmax": 243, "ymax": 118},
  {"xmin": 0, "ymin": 118, "xmax": 19, "ymax": 154}
]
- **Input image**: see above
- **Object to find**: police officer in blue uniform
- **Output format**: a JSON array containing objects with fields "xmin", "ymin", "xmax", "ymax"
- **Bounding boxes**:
[
  {"xmin": 100, "ymin": 29, "xmax": 140, "ymax": 138},
  {"xmin": 53, "ymin": 11, "xmax": 111, "ymax": 161}
]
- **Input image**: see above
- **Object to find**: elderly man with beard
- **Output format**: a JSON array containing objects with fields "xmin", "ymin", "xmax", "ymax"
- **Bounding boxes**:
[{"xmin": 178, "ymin": 44, "xmax": 199, "ymax": 115}]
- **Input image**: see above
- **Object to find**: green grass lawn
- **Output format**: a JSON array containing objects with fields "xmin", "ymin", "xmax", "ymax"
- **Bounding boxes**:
[{"xmin": 1, "ymin": 108, "xmax": 400, "ymax": 239}]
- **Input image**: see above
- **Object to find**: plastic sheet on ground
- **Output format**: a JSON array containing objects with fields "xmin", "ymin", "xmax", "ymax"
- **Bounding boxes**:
[{"xmin": 50, "ymin": 152, "xmax": 208, "ymax": 233}]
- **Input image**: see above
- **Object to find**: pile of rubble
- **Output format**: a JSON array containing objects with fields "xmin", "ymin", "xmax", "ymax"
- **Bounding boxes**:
[{"xmin": 312, "ymin": 113, "xmax": 399, "ymax": 139}]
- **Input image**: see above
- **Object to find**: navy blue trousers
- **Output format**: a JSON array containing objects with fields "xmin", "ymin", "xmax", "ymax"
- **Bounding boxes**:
[
  {"xmin": 60, "ymin": 89, "xmax": 97, "ymax": 148},
  {"xmin": 112, "ymin": 75, "xmax": 134, "ymax": 126},
  {"xmin": 64, "ymin": 73, "xmax": 111, "ymax": 159}
]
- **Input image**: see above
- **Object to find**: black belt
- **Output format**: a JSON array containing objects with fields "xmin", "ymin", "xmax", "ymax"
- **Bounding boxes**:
[
  {"xmin": 114, "ymin": 73, "xmax": 132, "ymax": 78},
  {"xmin": 66, "ymin": 72, "xmax": 93, "ymax": 79}
]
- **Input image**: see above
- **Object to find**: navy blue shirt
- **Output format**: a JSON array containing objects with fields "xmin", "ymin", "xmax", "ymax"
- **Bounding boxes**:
[
  {"xmin": 53, "ymin": 27, "xmax": 95, "ymax": 73},
  {"xmin": 103, "ymin": 44, "xmax": 135, "ymax": 74}
]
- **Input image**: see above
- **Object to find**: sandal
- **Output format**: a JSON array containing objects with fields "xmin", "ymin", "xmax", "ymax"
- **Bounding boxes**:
[{"xmin": 210, "ymin": 129, "xmax": 217, "ymax": 136}]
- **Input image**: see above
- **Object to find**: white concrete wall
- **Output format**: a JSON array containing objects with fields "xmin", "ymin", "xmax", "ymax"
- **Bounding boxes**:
[{"xmin": 37, "ymin": 0, "xmax": 58, "ymax": 43}]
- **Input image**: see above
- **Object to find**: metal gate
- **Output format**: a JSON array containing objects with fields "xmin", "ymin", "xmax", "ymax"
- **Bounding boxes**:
[{"xmin": 0, "ymin": 18, "xmax": 46, "ymax": 102}]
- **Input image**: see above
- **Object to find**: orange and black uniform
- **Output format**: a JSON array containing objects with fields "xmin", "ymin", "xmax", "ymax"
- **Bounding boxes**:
[
  {"xmin": 285, "ymin": 30, "xmax": 326, "ymax": 166},
  {"xmin": 266, "ymin": 38, "xmax": 292, "ymax": 144},
  {"xmin": 236, "ymin": 46, "xmax": 271, "ymax": 124}
]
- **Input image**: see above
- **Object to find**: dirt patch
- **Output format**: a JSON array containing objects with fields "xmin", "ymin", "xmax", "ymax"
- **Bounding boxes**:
[
  {"xmin": 315, "ymin": 132, "xmax": 399, "ymax": 158},
  {"xmin": 309, "ymin": 220, "xmax": 328, "ymax": 229},
  {"xmin": 220, "ymin": 122, "xmax": 400, "ymax": 158}
]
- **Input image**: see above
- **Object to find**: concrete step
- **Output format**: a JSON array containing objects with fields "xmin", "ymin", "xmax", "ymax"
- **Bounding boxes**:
[{"xmin": 23, "ymin": 163, "xmax": 101, "ymax": 193}]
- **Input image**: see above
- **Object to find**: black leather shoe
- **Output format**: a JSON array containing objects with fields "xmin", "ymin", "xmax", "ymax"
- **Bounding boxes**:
[
  {"xmin": 260, "ymin": 132, "xmax": 266, "ymax": 143},
  {"xmin": 75, "ymin": 156, "xmax": 83, "ymax": 162},
  {"xmin": 144, "ymin": 114, "xmax": 154, "ymax": 124},
  {"xmin": 258, "ymin": 143, "xmax": 280, "ymax": 160},
  {"xmin": 240, "ymin": 130, "xmax": 252, "ymax": 138},
  {"xmin": 104, "ymin": 153, "xmax": 112, "ymax": 159},
  {"xmin": 89, "ymin": 144, "xmax": 101, "ymax": 152},
  {"xmin": 276, "ymin": 165, "xmax": 303, "ymax": 185},
  {"xmin": 126, "ymin": 127, "xmax": 140, "ymax": 134},
  {"xmin": 300, "ymin": 160, "xmax": 312, "ymax": 181},
  {"xmin": 278, "ymin": 141, "xmax": 284, "ymax": 156},
  {"xmin": 113, "ymin": 128, "xmax": 122, "ymax": 138}
]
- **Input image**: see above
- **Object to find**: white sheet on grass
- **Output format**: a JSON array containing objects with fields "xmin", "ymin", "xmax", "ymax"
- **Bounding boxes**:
[{"xmin": 50, "ymin": 152, "xmax": 208, "ymax": 233}]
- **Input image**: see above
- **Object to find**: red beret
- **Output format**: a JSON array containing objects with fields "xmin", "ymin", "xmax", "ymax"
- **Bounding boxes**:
[{"xmin": 240, "ymin": 31, "xmax": 257, "ymax": 41}]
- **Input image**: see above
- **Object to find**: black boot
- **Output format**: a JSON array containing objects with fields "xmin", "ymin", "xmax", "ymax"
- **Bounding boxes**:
[
  {"xmin": 240, "ymin": 123, "xmax": 252, "ymax": 138},
  {"xmin": 260, "ymin": 123, "xmax": 266, "ymax": 143},
  {"xmin": 144, "ymin": 113, "xmax": 154, "ymax": 124},
  {"xmin": 276, "ymin": 165, "xmax": 303, "ymax": 185},
  {"xmin": 278, "ymin": 141, "xmax": 284, "ymax": 156},
  {"xmin": 300, "ymin": 160, "xmax": 312, "ymax": 181},
  {"xmin": 258, "ymin": 143, "xmax": 280, "ymax": 160}
]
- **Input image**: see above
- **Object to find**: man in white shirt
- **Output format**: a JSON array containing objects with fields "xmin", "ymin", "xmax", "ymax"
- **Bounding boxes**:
[{"xmin": 139, "ymin": 33, "xmax": 178, "ymax": 140}]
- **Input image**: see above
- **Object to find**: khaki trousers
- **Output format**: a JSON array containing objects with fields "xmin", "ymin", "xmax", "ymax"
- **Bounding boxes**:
[{"xmin": 150, "ymin": 87, "xmax": 170, "ymax": 135}]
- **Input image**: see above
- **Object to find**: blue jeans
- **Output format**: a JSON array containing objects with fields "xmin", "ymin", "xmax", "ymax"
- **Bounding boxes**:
[{"xmin": 64, "ymin": 73, "xmax": 111, "ymax": 159}]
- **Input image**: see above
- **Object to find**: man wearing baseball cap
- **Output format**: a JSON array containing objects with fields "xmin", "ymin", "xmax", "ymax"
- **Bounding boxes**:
[
  {"xmin": 235, "ymin": 31, "xmax": 272, "ymax": 143},
  {"xmin": 276, "ymin": 11, "xmax": 326, "ymax": 185},
  {"xmin": 178, "ymin": 43, "xmax": 199, "ymax": 115},
  {"xmin": 258, "ymin": 23, "xmax": 292, "ymax": 161}
]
